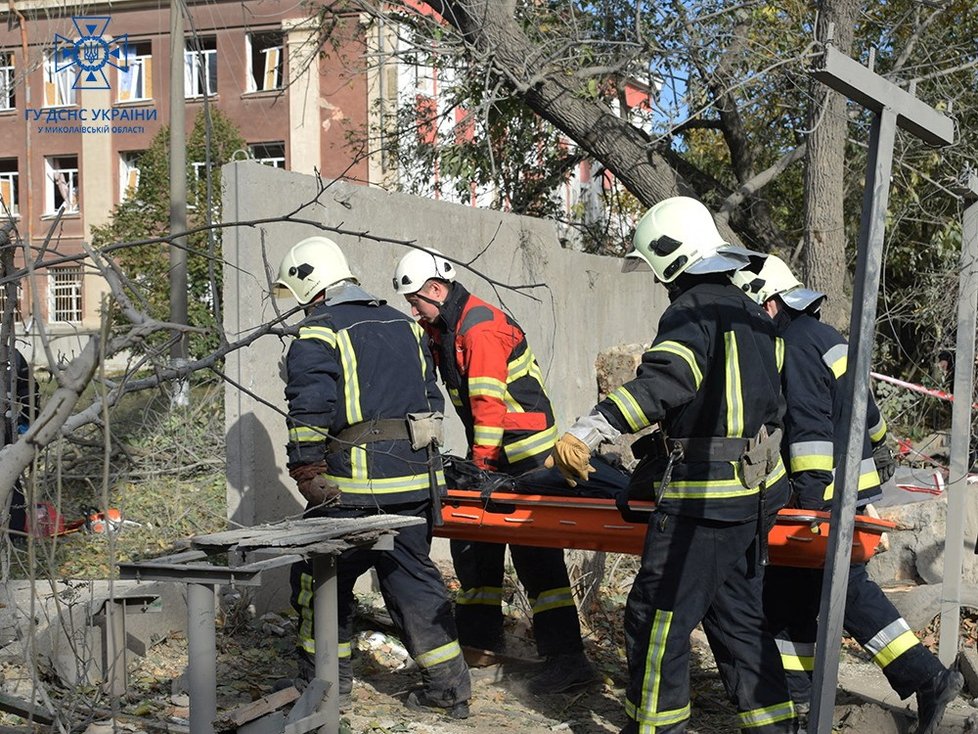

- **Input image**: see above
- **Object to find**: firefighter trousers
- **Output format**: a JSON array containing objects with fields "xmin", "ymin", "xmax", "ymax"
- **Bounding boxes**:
[
  {"xmin": 450, "ymin": 539, "xmax": 584, "ymax": 657},
  {"xmin": 290, "ymin": 501, "xmax": 471, "ymax": 706},
  {"xmin": 763, "ymin": 562, "xmax": 945, "ymax": 702},
  {"xmin": 623, "ymin": 512, "xmax": 794, "ymax": 734}
]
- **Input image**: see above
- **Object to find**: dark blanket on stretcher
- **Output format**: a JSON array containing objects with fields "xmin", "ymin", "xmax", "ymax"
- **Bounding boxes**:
[{"xmin": 443, "ymin": 455, "xmax": 630, "ymax": 499}]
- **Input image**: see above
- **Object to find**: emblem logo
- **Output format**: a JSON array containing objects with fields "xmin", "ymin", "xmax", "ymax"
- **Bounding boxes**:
[{"xmin": 54, "ymin": 16, "xmax": 129, "ymax": 90}]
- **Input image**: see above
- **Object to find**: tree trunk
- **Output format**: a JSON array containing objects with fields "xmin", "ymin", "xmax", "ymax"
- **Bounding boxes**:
[
  {"xmin": 803, "ymin": 0, "xmax": 859, "ymax": 330},
  {"xmin": 424, "ymin": 0, "xmax": 744, "ymax": 243}
]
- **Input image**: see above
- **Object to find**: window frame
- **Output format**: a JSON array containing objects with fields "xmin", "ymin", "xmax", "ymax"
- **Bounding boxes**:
[
  {"xmin": 49, "ymin": 265, "xmax": 83, "ymax": 323},
  {"xmin": 44, "ymin": 155, "xmax": 79, "ymax": 215},
  {"xmin": 119, "ymin": 151, "xmax": 143, "ymax": 202},
  {"xmin": 117, "ymin": 41, "xmax": 153, "ymax": 103},
  {"xmin": 0, "ymin": 51, "xmax": 15, "ymax": 110},
  {"xmin": 0, "ymin": 159, "xmax": 18, "ymax": 218},
  {"xmin": 245, "ymin": 31, "xmax": 284, "ymax": 93},
  {"xmin": 249, "ymin": 142, "xmax": 286, "ymax": 168},
  {"xmin": 184, "ymin": 37, "xmax": 218, "ymax": 99},
  {"xmin": 42, "ymin": 51, "xmax": 76, "ymax": 108}
]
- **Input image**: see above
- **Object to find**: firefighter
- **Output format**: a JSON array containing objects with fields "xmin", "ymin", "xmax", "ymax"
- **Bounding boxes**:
[
  {"xmin": 549, "ymin": 196, "xmax": 796, "ymax": 734},
  {"xmin": 732, "ymin": 254, "xmax": 963, "ymax": 734},
  {"xmin": 275, "ymin": 236, "xmax": 471, "ymax": 718},
  {"xmin": 392, "ymin": 247, "xmax": 597, "ymax": 694},
  {"xmin": 3, "ymin": 346, "xmax": 37, "ymax": 536}
]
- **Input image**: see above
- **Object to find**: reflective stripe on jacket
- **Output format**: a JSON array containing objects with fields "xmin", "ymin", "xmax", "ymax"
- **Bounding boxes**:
[
  {"xmin": 779, "ymin": 311, "xmax": 884, "ymax": 510},
  {"xmin": 285, "ymin": 293, "xmax": 444, "ymax": 507},
  {"xmin": 596, "ymin": 280, "xmax": 789, "ymax": 521},
  {"xmin": 427, "ymin": 283, "xmax": 557, "ymax": 474}
]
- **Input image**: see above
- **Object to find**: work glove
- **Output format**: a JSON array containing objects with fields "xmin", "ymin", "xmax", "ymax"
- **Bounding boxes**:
[
  {"xmin": 289, "ymin": 462, "xmax": 341, "ymax": 507},
  {"xmin": 872, "ymin": 441, "xmax": 896, "ymax": 484},
  {"xmin": 544, "ymin": 433, "xmax": 596, "ymax": 487}
]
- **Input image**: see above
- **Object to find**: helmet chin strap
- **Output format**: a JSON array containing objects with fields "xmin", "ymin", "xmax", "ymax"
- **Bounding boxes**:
[{"xmin": 414, "ymin": 290, "xmax": 445, "ymax": 313}]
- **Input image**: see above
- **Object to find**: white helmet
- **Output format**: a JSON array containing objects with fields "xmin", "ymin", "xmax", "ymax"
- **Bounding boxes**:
[
  {"xmin": 623, "ymin": 196, "xmax": 749, "ymax": 282},
  {"xmin": 393, "ymin": 248, "xmax": 456, "ymax": 295},
  {"xmin": 730, "ymin": 254, "xmax": 825, "ymax": 310},
  {"xmin": 275, "ymin": 236, "xmax": 355, "ymax": 305}
]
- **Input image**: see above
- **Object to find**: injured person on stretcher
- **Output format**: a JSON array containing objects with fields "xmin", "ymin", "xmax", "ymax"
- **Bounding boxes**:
[{"xmin": 437, "ymin": 455, "xmax": 895, "ymax": 568}]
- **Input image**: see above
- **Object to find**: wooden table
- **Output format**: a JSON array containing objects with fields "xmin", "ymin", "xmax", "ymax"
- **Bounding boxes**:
[{"xmin": 118, "ymin": 514, "xmax": 423, "ymax": 734}]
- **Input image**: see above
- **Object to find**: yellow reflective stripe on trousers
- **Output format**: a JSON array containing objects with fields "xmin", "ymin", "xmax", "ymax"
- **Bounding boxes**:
[
  {"xmin": 336, "ymin": 329, "xmax": 362, "ymax": 424},
  {"xmin": 339, "ymin": 641, "xmax": 352, "ymax": 659},
  {"xmin": 529, "ymin": 586, "xmax": 575, "ymax": 614},
  {"xmin": 776, "ymin": 639, "xmax": 815, "ymax": 671},
  {"xmin": 635, "ymin": 609, "xmax": 683, "ymax": 731},
  {"xmin": 327, "ymin": 471, "xmax": 441, "ymax": 495},
  {"xmin": 864, "ymin": 618, "xmax": 920, "ymax": 668},
  {"xmin": 648, "ymin": 341, "xmax": 703, "ymax": 389},
  {"xmin": 822, "ymin": 344, "xmax": 848, "ymax": 379},
  {"xmin": 415, "ymin": 639, "xmax": 462, "ymax": 669},
  {"xmin": 299, "ymin": 325, "xmax": 338, "ymax": 347},
  {"xmin": 455, "ymin": 586, "xmax": 503, "ymax": 606},
  {"xmin": 608, "ymin": 386, "xmax": 650, "ymax": 432},
  {"xmin": 289, "ymin": 425, "xmax": 329, "ymax": 443},
  {"xmin": 724, "ymin": 331, "xmax": 745, "ymax": 437},
  {"xmin": 738, "ymin": 700, "xmax": 795, "ymax": 730},
  {"xmin": 504, "ymin": 425, "xmax": 558, "ymax": 464},
  {"xmin": 469, "ymin": 376, "xmax": 506, "ymax": 399},
  {"xmin": 625, "ymin": 699, "xmax": 691, "ymax": 731}
]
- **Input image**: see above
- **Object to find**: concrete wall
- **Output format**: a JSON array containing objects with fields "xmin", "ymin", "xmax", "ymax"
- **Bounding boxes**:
[{"xmin": 221, "ymin": 162, "xmax": 666, "ymax": 604}]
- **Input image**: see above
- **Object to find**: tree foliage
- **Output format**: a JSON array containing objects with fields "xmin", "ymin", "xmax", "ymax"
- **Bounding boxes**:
[
  {"xmin": 91, "ymin": 108, "xmax": 246, "ymax": 359},
  {"xmin": 339, "ymin": 0, "xmax": 978, "ymax": 393}
]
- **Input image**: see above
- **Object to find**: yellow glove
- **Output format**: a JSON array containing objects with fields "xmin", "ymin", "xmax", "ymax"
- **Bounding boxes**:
[{"xmin": 544, "ymin": 433, "xmax": 596, "ymax": 487}]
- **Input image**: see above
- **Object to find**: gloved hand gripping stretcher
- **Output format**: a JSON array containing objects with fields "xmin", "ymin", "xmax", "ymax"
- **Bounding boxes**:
[{"xmin": 434, "ymin": 456, "xmax": 895, "ymax": 568}]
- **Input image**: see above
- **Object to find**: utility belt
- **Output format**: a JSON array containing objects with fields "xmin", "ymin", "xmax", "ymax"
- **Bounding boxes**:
[
  {"xmin": 625, "ymin": 425, "xmax": 783, "ymax": 567},
  {"xmin": 326, "ymin": 412, "xmax": 444, "ymax": 454},
  {"xmin": 630, "ymin": 425, "xmax": 783, "ymax": 496},
  {"xmin": 326, "ymin": 413, "xmax": 447, "ymax": 526}
]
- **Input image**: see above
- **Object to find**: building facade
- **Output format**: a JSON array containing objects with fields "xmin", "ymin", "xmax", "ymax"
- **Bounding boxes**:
[{"xmin": 0, "ymin": 0, "xmax": 387, "ymax": 361}]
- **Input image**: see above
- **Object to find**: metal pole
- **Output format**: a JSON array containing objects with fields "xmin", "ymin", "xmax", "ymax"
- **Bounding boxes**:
[
  {"xmin": 187, "ymin": 583, "xmax": 216, "ymax": 734},
  {"xmin": 103, "ymin": 600, "xmax": 127, "ymax": 698},
  {"xmin": 808, "ymin": 107, "xmax": 897, "ymax": 734},
  {"xmin": 938, "ymin": 172, "xmax": 978, "ymax": 665},
  {"xmin": 313, "ymin": 554, "xmax": 339, "ymax": 734},
  {"xmin": 169, "ymin": 0, "xmax": 189, "ymax": 404}
]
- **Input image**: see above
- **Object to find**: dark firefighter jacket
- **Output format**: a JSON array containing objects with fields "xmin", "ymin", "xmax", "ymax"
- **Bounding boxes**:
[
  {"xmin": 2, "ymin": 349, "xmax": 36, "ymax": 447},
  {"xmin": 595, "ymin": 279, "xmax": 789, "ymax": 521},
  {"xmin": 779, "ymin": 310, "xmax": 885, "ymax": 511},
  {"xmin": 425, "ymin": 283, "xmax": 557, "ymax": 474},
  {"xmin": 284, "ymin": 286, "xmax": 445, "ymax": 507}
]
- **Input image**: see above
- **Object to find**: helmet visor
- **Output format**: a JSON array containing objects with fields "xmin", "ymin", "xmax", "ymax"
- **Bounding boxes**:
[
  {"xmin": 685, "ymin": 252, "xmax": 751, "ymax": 276},
  {"xmin": 780, "ymin": 286, "xmax": 826, "ymax": 311}
]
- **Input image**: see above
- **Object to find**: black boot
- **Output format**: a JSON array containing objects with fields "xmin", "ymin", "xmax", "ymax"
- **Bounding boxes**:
[
  {"xmin": 915, "ymin": 667, "xmax": 964, "ymax": 734},
  {"xmin": 528, "ymin": 651, "xmax": 599, "ymax": 695},
  {"xmin": 405, "ymin": 689, "xmax": 470, "ymax": 719}
]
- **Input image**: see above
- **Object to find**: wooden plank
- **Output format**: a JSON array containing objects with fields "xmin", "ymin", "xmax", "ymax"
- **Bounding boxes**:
[
  {"xmin": 285, "ymin": 679, "xmax": 327, "ymax": 724},
  {"xmin": 0, "ymin": 691, "xmax": 55, "ymax": 724},
  {"xmin": 215, "ymin": 687, "xmax": 299, "ymax": 728}
]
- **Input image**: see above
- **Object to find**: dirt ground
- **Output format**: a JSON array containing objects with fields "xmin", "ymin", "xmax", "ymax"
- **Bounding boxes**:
[{"xmin": 112, "ymin": 586, "xmax": 978, "ymax": 734}]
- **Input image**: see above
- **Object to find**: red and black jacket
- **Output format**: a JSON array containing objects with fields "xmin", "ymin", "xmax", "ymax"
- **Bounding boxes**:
[{"xmin": 425, "ymin": 283, "xmax": 557, "ymax": 474}]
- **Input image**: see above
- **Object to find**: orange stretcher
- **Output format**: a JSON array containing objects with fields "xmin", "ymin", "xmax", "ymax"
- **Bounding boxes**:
[{"xmin": 437, "ymin": 489, "xmax": 897, "ymax": 568}]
